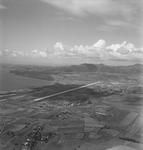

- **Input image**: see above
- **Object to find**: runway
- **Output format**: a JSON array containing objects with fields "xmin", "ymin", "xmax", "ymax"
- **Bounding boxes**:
[{"xmin": 33, "ymin": 81, "xmax": 101, "ymax": 102}]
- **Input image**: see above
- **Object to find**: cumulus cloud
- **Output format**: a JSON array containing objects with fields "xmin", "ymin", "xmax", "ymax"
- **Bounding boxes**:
[
  {"xmin": 106, "ymin": 41, "xmax": 137, "ymax": 54},
  {"xmin": 0, "ymin": 49, "xmax": 20, "ymax": 57},
  {"xmin": 70, "ymin": 45, "xmax": 89, "ymax": 55},
  {"xmin": 106, "ymin": 41, "xmax": 143, "ymax": 62},
  {"xmin": 63, "ymin": 39, "xmax": 106, "ymax": 59},
  {"xmin": 51, "ymin": 40, "xmax": 143, "ymax": 62},
  {"xmin": 54, "ymin": 42, "xmax": 64, "ymax": 51},
  {"xmin": 93, "ymin": 39, "xmax": 106, "ymax": 48},
  {"xmin": 31, "ymin": 49, "xmax": 48, "ymax": 58},
  {"xmin": 0, "ymin": 49, "xmax": 48, "ymax": 58},
  {"xmin": 1, "ymin": 40, "xmax": 143, "ymax": 63},
  {"xmin": 52, "ymin": 42, "xmax": 67, "ymax": 56}
]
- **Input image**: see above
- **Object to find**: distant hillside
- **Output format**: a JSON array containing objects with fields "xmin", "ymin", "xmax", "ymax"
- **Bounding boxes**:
[
  {"xmin": 47, "ymin": 63, "xmax": 143, "ymax": 74},
  {"xmin": 5, "ymin": 63, "xmax": 143, "ymax": 83}
]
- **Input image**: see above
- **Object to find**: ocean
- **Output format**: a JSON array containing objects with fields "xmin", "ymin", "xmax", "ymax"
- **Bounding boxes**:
[{"xmin": 0, "ymin": 67, "xmax": 52, "ymax": 91}]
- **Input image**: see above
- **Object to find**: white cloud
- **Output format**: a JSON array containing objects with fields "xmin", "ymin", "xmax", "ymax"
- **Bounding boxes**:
[
  {"xmin": 31, "ymin": 49, "xmax": 47, "ymax": 58},
  {"xmin": 125, "ymin": 43, "xmax": 136, "ymax": 52},
  {"xmin": 41, "ymin": 0, "xmax": 142, "ymax": 33},
  {"xmin": 0, "ymin": 49, "xmax": 48, "ymax": 58},
  {"xmin": 39, "ymin": 51, "xmax": 47, "ymax": 57},
  {"xmin": 1, "ymin": 40, "xmax": 143, "ymax": 63},
  {"xmin": 93, "ymin": 39, "xmax": 106, "ymax": 48},
  {"xmin": 106, "ymin": 42, "xmax": 143, "ymax": 62},
  {"xmin": 53, "ymin": 42, "xmax": 66, "ymax": 56},
  {"xmin": 1, "ymin": 49, "xmax": 13, "ymax": 56},
  {"xmin": 0, "ymin": 50, "xmax": 2, "ymax": 56},
  {"xmin": 65, "ymin": 40, "xmax": 143, "ymax": 62},
  {"xmin": 106, "ymin": 41, "xmax": 136, "ymax": 53},
  {"xmin": 41, "ymin": 0, "xmax": 140, "ymax": 24},
  {"xmin": 106, "ymin": 145, "xmax": 136, "ymax": 150},
  {"xmin": 54, "ymin": 42, "xmax": 64, "ymax": 51},
  {"xmin": 106, "ymin": 44, "xmax": 121, "ymax": 52},
  {"xmin": 0, "ymin": 4, "xmax": 6, "ymax": 9},
  {"xmin": 50, "ymin": 40, "xmax": 109, "ymax": 60},
  {"xmin": 140, "ymin": 48, "xmax": 143, "ymax": 52},
  {"xmin": 11, "ymin": 50, "xmax": 25, "ymax": 57},
  {"xmin": 0, "ymin": 0, "xmax": 6, "ymax": 9},
  {"xmin": 72, "ymin": 45, "xmax": 88, "ymax": 54},
  {"xmin": 41, "ymin": 0, "xmax": 112, "ymax": 16}
]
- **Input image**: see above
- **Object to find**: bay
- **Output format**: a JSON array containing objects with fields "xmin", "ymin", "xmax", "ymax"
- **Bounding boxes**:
[{"xmin": 0, "ymin": 67, "xmax": 52, "ymax": 91}]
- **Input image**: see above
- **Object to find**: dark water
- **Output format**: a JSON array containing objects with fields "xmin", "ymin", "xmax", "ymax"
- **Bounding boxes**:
[{"xmin": 0, "ymin": 67, "xmax": 52, "ymax": 91}]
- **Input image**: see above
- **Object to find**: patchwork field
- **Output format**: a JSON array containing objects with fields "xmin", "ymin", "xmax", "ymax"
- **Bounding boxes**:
[{"xmin": 0, "ymin": 64, "xmax": 143, "ymax": 150}]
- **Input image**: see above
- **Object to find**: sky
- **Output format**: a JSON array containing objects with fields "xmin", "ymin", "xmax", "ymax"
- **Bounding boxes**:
[{"xmin": 0, "ymin": 0, "xmax": 143, "ymax": 65}]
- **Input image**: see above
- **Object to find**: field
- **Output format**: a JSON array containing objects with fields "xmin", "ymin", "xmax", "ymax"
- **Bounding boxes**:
[{"xmin": 0, "ymin": 64, "xmax": 143, "ymax": 150}]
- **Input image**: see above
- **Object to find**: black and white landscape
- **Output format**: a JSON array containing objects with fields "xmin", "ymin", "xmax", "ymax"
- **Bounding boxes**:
[
  {"xmin": 0, "ymin": 63, "xmax": 143, "ymax": 150},
  {"xmin": 0, "ymin": 0, "xmax": 143, "ymax": 150}
]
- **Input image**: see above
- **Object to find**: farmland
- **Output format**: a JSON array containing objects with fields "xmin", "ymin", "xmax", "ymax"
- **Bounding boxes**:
[{"xmin": 0, "ymin": 64, "xmax": 143, "ymax": 150}]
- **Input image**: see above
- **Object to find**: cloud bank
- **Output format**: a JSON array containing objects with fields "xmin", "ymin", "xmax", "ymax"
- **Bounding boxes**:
[
  {"xmin": 1, "ymin": 40, "xmax": 143, "ymax": 63},
  {"xmin": 41, "ymin": 0, "xmax": 140, "ymax": 18},
  {"xmin": 0, "ymin": 0, "xmax": 6, "ymax": 9},
  {"xmin": 106, "ymin": 145, "xmax": 136, "ymax": 150},
  {"xmin": 40, "ymin": 0, "xmax": 142, "ymax": 36},
  {"xmin": 41, "ymin": 0, "xmax": 142, "ymax": 29}
]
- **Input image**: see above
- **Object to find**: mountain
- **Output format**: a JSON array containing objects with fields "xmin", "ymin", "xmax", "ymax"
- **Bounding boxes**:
[{"xmin": 46, "ymin": 63, "xmax": 143, "ymax": 74}]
